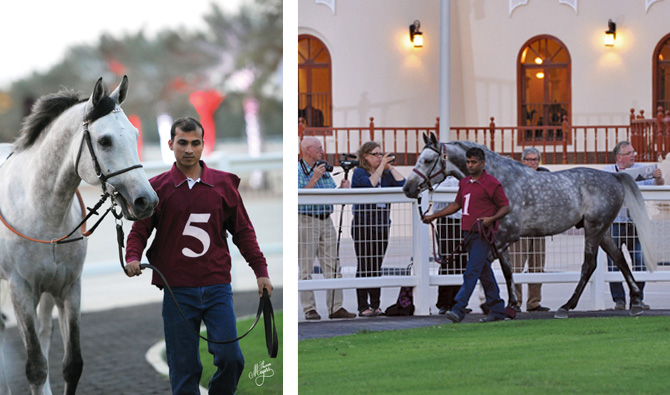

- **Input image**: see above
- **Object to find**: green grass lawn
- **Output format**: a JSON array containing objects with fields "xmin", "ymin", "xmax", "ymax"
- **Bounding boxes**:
[
  {"xmin": 299, "ymin": 316, "xmax": 670, "ymax": 394},
  {"xmin": 199, "ymin": 311, "xmax": 282, "ymax": 394}
]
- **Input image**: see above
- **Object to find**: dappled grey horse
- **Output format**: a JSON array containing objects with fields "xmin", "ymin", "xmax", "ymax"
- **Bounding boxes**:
[
  {"xmin": 0, "ymin": 76, "xmax": 158, "ymax": 394},
  {"xmin": 404, "ymin": 133, "xmax": 656, "ymax": 319}
]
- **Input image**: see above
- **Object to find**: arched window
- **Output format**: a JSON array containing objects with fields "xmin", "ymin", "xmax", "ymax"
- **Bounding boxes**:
[
  {"xmin": 653, "ymin": 34, "xmax": 670, "ymax": 114},
  {"xmin": 517, "ymin": 35, "xmax": 571, "ymax": 144},
  {"xmin": 298, "ymin": 35, "xmax": 332, "ymax": 127}
]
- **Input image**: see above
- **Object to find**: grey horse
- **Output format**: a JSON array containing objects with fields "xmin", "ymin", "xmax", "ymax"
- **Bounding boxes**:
[
  {"xmin": 403, "ymin": 133, "xmax": 656, "ymax": 319},
  {"xmin": 0, "ymin": 77, "xmax": 158, "ymax": 394}
]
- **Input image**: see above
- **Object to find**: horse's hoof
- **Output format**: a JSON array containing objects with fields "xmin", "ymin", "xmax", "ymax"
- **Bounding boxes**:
[
  {"xmin": 554, "ymin": 308, "xmax": 569, "ymax": 319},
  {"xmin": 630, "ymin": 304, "xmax": 644, "ymax": 316}
]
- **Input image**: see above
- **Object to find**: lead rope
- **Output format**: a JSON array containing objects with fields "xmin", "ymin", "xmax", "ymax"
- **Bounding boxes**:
[{"xmin": 114, "ymin": 224, "xmax": 278, "ymax": 358}]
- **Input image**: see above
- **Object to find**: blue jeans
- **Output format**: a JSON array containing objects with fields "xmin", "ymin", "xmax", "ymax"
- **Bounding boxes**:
[
  {"xmin": 162, "ymin": 284, "xmax": 244, "ymax": 395},
  {"xmin": 452, "ymin": 232, "xmax": 507, "ymax": 320},
  {"xmin": 607, "ymin": 223, "xmax": 645, "ymax": 303}
]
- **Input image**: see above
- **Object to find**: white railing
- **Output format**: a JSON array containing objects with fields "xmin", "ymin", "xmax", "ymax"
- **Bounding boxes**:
[{"xmin": 298, "ymin": 186, "xmax": 670, "ymax": 315}]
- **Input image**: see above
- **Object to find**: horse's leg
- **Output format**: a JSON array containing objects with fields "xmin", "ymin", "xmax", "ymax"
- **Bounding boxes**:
[
  {"xmin": 37, "ymin": 294, "xmax": 56, "ymax": 395},
  {"xmin": 496, "ymin": 248, "xmax": 519, "ymax": 310},
  {"xmin": 0, "ymin": 281, "xmax": 9, "ymax": 395},
  {"xmin": 57, "ymin": 280, "xmax": 83, "ymax": 395},
  {"xmin": 9, "ymin": 278, "xmax": 48, "ymax": 394},
  {"xmin": 554, "ymin": 231, "xmax": 602, "ymax": 319},
  {"xmin": 599, "ymin": 233, "xmax": 644, "ymax": 316}
]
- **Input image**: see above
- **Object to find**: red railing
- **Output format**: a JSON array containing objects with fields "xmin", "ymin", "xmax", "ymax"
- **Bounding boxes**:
[
  {"xmin": 298, "ymin": 111, "xmax": 668, "ymax": 166},
  {"xmin": 630, "ymin": 107, "xmax": 670, "ymax": 162}
]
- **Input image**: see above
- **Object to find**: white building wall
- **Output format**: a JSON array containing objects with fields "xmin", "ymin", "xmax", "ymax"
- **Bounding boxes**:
[{"xmin": 299, "ymin": 0, "xmax": 670, "ymax": 129}]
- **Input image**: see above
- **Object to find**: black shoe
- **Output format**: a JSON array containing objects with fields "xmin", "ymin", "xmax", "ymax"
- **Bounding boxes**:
[
  {"xmin": 464, "ymin": 308, "xmax": 473, "ymax": 314},
  {"xmin": 329, "ymin": 308, "xmax": 356, "ymax": 319},
  {"xmin": 444, "ymin": 310, "xmax": 462, "ymax": 323},
  {"xmin": 527, "ymin": 305, "xmax": 550, "ymax": 312},
  {"xmin": 438, "ymin": 307, "xmax": 448, "ymax": 315},
  {"xmin": 512, "ymin": 305, "xmax": 521, "ymax": 313},
  {"xmin": 480, "ymin": 303, "xmax": 490, "ymax": 315},
  {"xmin": 479, "ymin": 315, "xmax": 508, "ymax": 323},
  {"xmin": 304, "ymin": 310, "xmax": 321, "ymax": 320}
]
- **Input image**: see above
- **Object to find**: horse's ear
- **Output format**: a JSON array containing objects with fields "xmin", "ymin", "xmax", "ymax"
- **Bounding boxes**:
[
  {"xmin": 91, "ymin": 78, "xmax": 105, "ymax": 106},
  {"xmin": 430, "ymin": 132, "xmax": 439, "ymax": 146},
  {"xmin": 110, "ymin": 75, "xmax": 129, "ymax": 105},
  {"xmin": 85, "ymin": 77, "xmax": 106, "ymax": 114},
  {"xmin": 423, "ymin": 133, "xmax": 429, "ymax": 145}
]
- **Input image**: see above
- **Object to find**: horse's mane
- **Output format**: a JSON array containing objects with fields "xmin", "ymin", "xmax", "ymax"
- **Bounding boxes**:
[
  {"xmin": 449, "ymin": 140, "xmax": 531, "ymax": 173},
  {"xmin": 13, "ymin": 89, "xmax": 85, "ymax": 152}
]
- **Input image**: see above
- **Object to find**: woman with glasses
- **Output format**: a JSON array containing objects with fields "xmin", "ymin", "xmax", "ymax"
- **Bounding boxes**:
[{"xmin": 351, "ymin": 141, "xmax": 406, "ymax": 317}]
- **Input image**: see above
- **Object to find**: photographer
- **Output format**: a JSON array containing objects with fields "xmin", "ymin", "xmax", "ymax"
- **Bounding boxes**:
[
  {"xmin": 298, "ymin": 136, "xmax": 356, "ymax": 320},
  {"xmin": 351, "ymin": 141, "xmax": 405, "ymax": 317}
]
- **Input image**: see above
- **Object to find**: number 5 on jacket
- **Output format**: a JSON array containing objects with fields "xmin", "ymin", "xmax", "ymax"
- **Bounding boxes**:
[{"xmin": 182, "ymin": 213, "xmax": 211, "ymax": 258}]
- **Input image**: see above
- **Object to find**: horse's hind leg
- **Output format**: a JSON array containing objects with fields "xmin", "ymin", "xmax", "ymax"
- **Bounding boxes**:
[
  {"xmin": 599, "ymin": 233, "xmax": 644, "ymax": 316},
  {"xmin": 57, "ymin": 280, "xmax": 83, "ymax": 395},
  {"xmin": 554, "ymin": 232, "xmax": 602, "ymax": 319}
]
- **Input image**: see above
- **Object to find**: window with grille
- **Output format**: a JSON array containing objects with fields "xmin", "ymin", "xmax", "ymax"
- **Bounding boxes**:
[
  {"xmin": 298, "ymin": 35, "xmax": 332, "ymax": 127},
  {"xmin": 517, "ymin": 35, "xmax": 571, "ymax": 145}
]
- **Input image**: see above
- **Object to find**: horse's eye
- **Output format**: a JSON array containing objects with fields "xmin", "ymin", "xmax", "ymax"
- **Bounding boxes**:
[{"xmin": 98, "ymin": 136, "xmax": 112, "ymax": 148}]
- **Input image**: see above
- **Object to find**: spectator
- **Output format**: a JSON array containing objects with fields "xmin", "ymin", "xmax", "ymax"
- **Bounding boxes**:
[
  {"xmin": 298, "ymin": 136, "xmax": 356, "ymax": 320},
  {"xmin": 509, "ymin": 147, "xmax": 551, "ymax": 312},
  {"xmin": 602, "ymin": 141, "xmax": 664, "ymax": 310},
  {"xmin": 433, "ymin": 177, "xmax": 469, "ymax": 315},
  {"xmin": 422, "ymin": 147, "xmax": 511, "ymax": 323},
  {"xmin": 351, "ymin": 141, "xmax": 406, "ymax": 317},
  {"xmin": 124, "ymin": 117, "xmax": 272, "ymax": 394}
]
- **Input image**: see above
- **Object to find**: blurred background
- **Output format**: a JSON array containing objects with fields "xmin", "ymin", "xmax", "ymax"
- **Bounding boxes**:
[{"xmin": 0, "ymin": 0, "xmax": 283, "ymax": 320}]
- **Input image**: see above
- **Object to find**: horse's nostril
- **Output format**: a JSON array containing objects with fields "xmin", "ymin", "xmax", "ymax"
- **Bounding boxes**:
[{"xmin": 134, "ymin": 197, "xmax": 149, "ymax": 212}]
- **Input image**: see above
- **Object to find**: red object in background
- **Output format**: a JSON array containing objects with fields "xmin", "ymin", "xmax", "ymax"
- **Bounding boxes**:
[
  {"xmin": 189, "ymin": 90, "xmax": 225, "ymax": 156},
  {"xmin": 108, "ymin": 59, "xmax": 127, "ymax": 76},
  {"xmin": 128, "ymin": 115, "xmax": 143, "ymax": 161}
]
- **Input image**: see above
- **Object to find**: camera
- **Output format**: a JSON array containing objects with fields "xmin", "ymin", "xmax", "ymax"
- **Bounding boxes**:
[
  {"xmin": 388, "ymin": 153, "xmax": 396, "ymax": 163},
  {"xmin": 339, "ymin": 154, "xmax": 359, "ymax": 172},
  {"xmin": 339, "ymin": 159, "xmax": 359, "ymax": 172},
  {"xmin": 314, "ymin": 160, "xmax": 333, "ymax": 172}
]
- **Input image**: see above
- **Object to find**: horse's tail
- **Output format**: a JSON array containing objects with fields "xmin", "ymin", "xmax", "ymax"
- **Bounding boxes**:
[{"xmin": 615, "ymin": 172, "xmax": 657, "ymax": 272}]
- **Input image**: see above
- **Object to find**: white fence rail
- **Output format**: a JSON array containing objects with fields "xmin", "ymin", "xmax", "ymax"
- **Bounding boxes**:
[{"xmin": 298, "ymin": 186, "xmax": 670, "ymax": 315}]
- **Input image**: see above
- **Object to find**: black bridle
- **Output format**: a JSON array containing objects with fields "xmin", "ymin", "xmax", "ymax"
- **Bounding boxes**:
[
  {"xmin": 75, "ymin": 113, "xmax": 144, "ymax": 197},
  {"xmin": 411, "ymin": 142, "xmax": 448, "ymax": 193}
]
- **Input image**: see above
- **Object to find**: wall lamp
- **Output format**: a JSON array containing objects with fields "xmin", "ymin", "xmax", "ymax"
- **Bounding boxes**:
[
  {"xmin": 604, "ymin": 19, "xmax": 616, "ymax": 47},
  {"xmin": 409, "ymin": 20, "xmax": 423, "ymax": 48}
]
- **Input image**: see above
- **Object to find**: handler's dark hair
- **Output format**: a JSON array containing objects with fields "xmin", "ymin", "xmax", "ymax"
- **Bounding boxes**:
[
  {"xmin": 466, "ymin": 147, "xmax": 486, "ymax": 162},
  {"xmin": 171, "ymin": 117, "xmax": 205, "ymax": 140}
]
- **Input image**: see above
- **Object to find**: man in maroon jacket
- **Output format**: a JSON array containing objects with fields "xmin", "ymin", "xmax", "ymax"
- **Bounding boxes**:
[
  {"xmin": 423, "ymin": 147, "xmax": 510, "ymax": 323},
  {"xmin": 125, "ymin": 117, "xmax": 272, "ymax": 394}
]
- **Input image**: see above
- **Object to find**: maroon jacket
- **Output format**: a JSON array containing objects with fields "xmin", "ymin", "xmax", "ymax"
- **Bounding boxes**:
[
  {"xmin": 126, "ymin": 161, "xmax": 268, "ymax": 288},
  {"xmin": 455, "ymin": 170, "xmax": 509, "ymax": 233}
]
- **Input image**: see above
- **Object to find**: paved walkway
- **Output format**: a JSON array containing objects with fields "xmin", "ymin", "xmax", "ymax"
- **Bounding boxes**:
[
  {"xmin": 299, "ymin": 307, "xmax": 670, "ymax": 340},
  {"xmin": 3, "ymin": 288, "xmax": 282, "ymax": 394}
]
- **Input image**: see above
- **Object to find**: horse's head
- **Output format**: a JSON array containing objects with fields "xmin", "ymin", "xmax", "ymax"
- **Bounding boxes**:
[
  {"xmin": 403, "ymin": 132, "xmax": 465, "ymax": 198},
  {"xmin": 76, "ymin": 76, "xmax": 158, "ymax": 220}
]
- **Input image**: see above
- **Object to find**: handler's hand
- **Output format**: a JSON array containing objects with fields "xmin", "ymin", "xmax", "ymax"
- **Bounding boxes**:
[
  {"xmin": 257, "ymin": 277, "xmax": 273, "ymax": 297},
  {"xmin": 422, "ymin": 214, "xmax": 435, "ymax": 224},
  {"xmin": 125, "ymin": 260, "xmax": 143, "ymax": 277},
  {"xmin": 480, "ymin": 217, "xmax": 494, "ymax": 228}
]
